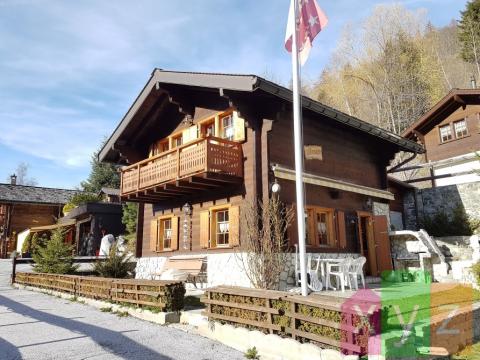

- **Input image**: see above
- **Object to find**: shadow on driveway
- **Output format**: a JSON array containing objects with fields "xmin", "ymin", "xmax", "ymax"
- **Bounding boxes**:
[{"xmin": 0, "ymin": 294, "xmax": 172, "ymax": 360}]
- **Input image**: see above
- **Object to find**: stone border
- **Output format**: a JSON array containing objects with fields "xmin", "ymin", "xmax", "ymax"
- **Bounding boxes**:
[
  {"xmin": 12, "ymin": 283, "xmax": 180, "ymax": 325},
  {"xmin": 198, "ymin": 320, "xmax": 359, "ymax": 360}
]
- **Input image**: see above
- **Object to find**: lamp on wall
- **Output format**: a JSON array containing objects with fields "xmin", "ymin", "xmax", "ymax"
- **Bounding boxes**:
[
  {"xmin": 271, "ymin": 179, "xmax": 281, "ymax": 194},
  {"xmin": 182, "ymin": 203, "xmax": 192, "ymax": 250}
]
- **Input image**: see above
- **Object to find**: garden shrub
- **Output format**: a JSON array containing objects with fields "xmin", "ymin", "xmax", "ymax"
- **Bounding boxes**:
[
  {"xmin": 32, "ymin": 229, "xmax": 78, "ymax": 274},
  {"xmin": 21, "ymin": 233, "xmax": 32, "ymax": 254},
  {"xmin": 471, "ymin": 262, "xmax": 480, "ymax": 287},
  {"xmin": 93, "ymin": 244, "xmax": 135, "ymax": 278},
  {"xmin": 420, "ymin": 205, "xmax": 480, "ymax": 237}
]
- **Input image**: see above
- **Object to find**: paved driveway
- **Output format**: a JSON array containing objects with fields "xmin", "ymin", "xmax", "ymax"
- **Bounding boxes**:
[{"xmin": 0, "ymin": 260, "xmax": 242, "ymax": 360}]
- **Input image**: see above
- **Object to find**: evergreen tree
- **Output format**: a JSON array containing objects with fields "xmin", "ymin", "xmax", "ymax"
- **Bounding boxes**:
[
  {"xmin": 122, "ymin": 202, "xmax": 138, "ymax": 253},
  {"xmin": 81, "ymin": 139, "xmax": 120, "ymax": 193},
  {"xmin": 32, "ymin": 229, "xmax": 78, "ymax": 274},
  {"xmin": 458, "ymin": 0, "xmax": 480, "ymax": 78}
]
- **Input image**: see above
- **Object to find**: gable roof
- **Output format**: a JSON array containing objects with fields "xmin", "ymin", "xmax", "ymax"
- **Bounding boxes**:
[
  {"xmin": 0, "ymin": 183, "xmax": 78, "ymax": 205},
  {"xmin": 402, "ymin": 88, "xmax": 480, "ymax": 139},
  {"xmin": 99, "ymin": 187, "xmax": 120, "ymax": 196},
  {"xmin": 99, "ymin": 69, "xmax": 423, "ymax": 162}
]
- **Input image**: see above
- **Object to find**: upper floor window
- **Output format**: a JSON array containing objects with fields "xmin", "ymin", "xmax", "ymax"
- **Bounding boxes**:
[
  {"xmin": 221, "ymin": 115, "xmax": 234, "ymax": 141},
  {"xmin": 201, "ymin": 120, "xmax": 215, "ymax": 137},
  {"xmin": 454, "ymin": 119, "xmax": 468, "ymax": 138},
  {"xmin": 439, "ymin": 124, "xmax": 453, "ymax": 143},
  {"xmin": 172, "ymin": 135, "xmax": 183, "ymax": 148}
]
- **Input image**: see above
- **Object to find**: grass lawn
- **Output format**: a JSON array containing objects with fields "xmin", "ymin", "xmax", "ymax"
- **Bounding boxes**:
[{"xmin": 454, "ymin": 342, "xmax": 480, "ymax": 359}]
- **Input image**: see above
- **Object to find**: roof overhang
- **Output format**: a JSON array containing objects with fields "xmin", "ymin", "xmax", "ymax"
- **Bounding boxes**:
[
  {"xmin": 30, "ymin": 219, "xmax": 76, "ymax": 232},
  {"xmin": 99, "ymin": 70, "xmax": 423, "ymax": 164},
  {"xmin": 403, "ymin": 89, "xmax": 480, "ymax": 139},
  {"xmin": 273, "ymin": 165, "xmax": 395, "ymax": 201}
]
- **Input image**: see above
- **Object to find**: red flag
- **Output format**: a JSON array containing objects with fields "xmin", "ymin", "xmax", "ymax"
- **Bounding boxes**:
[{"xmin": 285, "ymin": 0, "xmax": 328, "ymax": 65}]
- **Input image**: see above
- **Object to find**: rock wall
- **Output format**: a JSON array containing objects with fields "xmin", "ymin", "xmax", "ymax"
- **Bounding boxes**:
[
  {"xmin": 135, "ymin": 252, "xmax": 358, "ymax": 290},
  {"xmin": 403, "ymin": 181, "xmax": 480, "ymax": 230}
]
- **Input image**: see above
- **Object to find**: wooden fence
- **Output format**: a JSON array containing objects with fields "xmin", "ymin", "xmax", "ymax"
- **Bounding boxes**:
[
  {"xmin": 14, "ymin": 272, "xmax": 185, "ymax": 312},
  {"xmin": 202, "ymin": 287, "xmax": 380, "ymax": 356}
]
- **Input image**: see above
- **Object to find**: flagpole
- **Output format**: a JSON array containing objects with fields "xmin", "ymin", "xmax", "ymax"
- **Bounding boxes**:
[{"xmin": 291, "ymin": 0, "xmax": 308, "ymax": 297}]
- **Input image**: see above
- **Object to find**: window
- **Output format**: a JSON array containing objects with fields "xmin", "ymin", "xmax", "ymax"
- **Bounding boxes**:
[
  {"xmin": 199, "ymin": 206, "xmax": 239, "ymax": 249},
  {"xmin": 202, "ymin": 120, "xmax": 215, "ymax": 137},
  {"xmin": 150, "ymin": 216, "xmax": 178, "ymax": 252},
  {"xmin": 160, "ymin": 218, "xmax": 172, "ymax": 250},
  {"xmin": 454, "ymin": 119, "xmax": 468, "ymax": 138},
  {"xmin": 215, "ymin": 209, "xmax": 230, "ymax": 246},
  {"xmin": 304, "ymin": 206, "xmax": 334, "ymax": 247},
  {"xmin": 316, "ymin": 211, "xmax": 330, "ymax": 246},
  {"xmin": 172, "ymin": 135, "xmax": 183, "ymax": 148},
  {"xmin": 221, "ymin": 115, "xmax": 234, "ymax": 140},
  {"xmin": 439, "ymin": 124, "xmax": 453, "ymax": 143},
  {"xmin": 159, "ymin": 140, "xmax": 169, "ymax": 153}
]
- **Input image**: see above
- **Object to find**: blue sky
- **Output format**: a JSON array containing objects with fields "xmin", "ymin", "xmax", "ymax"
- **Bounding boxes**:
[{"xmin": 0, "ymin": 0, "xmax": 467, "ymax": 189}]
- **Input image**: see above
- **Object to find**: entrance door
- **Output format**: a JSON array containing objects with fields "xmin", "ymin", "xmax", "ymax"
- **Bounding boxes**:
[
  {"xmin": 357, "ymin": 212, "xmax": 378, "ymax": 276},
  {"xmin": 373, "ymin": 215, "xmax": 393, "ymax": 274}
]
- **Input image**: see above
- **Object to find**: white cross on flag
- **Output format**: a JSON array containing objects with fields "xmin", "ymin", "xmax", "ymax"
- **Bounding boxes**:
[{"xmin": 285, "ymin": 0, "xmax": 328, "ymax": 66}]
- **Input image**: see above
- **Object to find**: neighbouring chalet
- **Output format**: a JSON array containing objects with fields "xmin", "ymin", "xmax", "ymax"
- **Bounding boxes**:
[
  {"xmin": 402, "ymin": 88, "xmax": 480, "ymax": 187},
  {"xmin": 99, "ymin": 69, "xmax": 423, "ymax": 285},
  {"xmin": 0, "ymin": 176, "xmax": 77, "ymax": 258}
]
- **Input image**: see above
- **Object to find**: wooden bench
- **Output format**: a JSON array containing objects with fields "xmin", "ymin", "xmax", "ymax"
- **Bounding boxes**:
[{"xmin": 151, "ymin": 256, "xmax": 207, "ymax": 288}]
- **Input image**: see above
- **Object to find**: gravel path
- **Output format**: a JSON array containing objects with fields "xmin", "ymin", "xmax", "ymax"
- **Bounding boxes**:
[{"xmin": 0, "ymin": 260, "xmax": 243, "ymax": 360}]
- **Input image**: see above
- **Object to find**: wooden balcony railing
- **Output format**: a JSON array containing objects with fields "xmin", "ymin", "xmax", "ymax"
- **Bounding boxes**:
[{"xmin": 120, "ymin": 137, "xmax": 243, "ymax": 196}]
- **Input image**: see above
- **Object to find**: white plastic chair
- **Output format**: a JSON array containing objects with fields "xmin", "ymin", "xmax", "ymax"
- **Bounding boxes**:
[
  {"xmin": 348, "ymin": 257, "xmax": 366, "ymax": 290},
  {"xmin": 307, "ymin": 255, "xmax": 323, "ymax": 292},
  {"xmin": 325, "ymin": 258, "xmax": 352, "ymax": 292}
]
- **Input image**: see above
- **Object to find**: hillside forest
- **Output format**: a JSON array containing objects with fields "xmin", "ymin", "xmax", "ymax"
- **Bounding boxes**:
[{"xmin": 309, "ymin": 2, "xmax": 480, "ymax": 136}]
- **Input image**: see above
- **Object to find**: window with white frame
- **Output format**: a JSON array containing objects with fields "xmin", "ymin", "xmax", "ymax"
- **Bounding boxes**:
[
  {"xmin": 454, "ymin": 119, "xmax": 468, "ymax": 138},
  {"xmin": 439, "ymin": 124, "xmax": 453, "ymax": 143},
  {"xmin": 215, "ymin": 209, "xmax": 230, "ymax": 246},
  {"xmin": 161, "ymin": 218, "xmax": 172, "ymax": 250},
  {"xmin": 221, "ymin": 115, "xmax": 234, "ymax": 141}
]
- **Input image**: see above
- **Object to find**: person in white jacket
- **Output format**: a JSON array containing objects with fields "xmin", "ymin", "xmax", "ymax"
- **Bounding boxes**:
[{"xmin": 99, "ymin": 228, "xmax": 115, "ymax": 256}]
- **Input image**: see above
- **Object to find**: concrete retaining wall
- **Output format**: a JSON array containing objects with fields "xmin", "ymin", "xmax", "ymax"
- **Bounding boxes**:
[{"xmin": 198, "ymin": 321, "xmax": 358, "ymax": 360}]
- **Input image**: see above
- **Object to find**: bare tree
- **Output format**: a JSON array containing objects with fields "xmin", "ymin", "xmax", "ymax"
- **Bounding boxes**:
[
  {"xmin": 235, "ymin": 196, "xmax": 294, "ymax": 290},
  {"xmin": 7, "ymin": 162, "xmax": 37, "ymax": 186}
]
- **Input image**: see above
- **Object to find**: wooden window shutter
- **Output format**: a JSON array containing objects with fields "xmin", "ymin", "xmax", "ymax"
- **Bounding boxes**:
[
  {"xmin": 199, "ymin": 210, "xmax": 210, "ymax": 249},
  {"xmin": 171, "ymin": 216, "xmax": 179, "ymax": 250},
  {"xmin": 182, "ymin": 125, "xmax": 197, "ymax": 144},
  {"xmin": 336, "ymin": 211, "xmax": 347, "ymax": 249},
  {"xmin": 233, "ymin": 111, "xmax": 246, "ymax": 142},
  {"xmin": 150, "ymin": 219, "xmax": 158, "ymax": 252},
  {"xmin": 229, "ymin": 206, "xmax": 240, "ymax": 247},
  {"xmin": 214, "ymin": 115, "xmax": 220, "ymax": 138}
]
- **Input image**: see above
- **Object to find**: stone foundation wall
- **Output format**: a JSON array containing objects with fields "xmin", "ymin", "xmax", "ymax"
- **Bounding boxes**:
[
  {"xmin": 404, "ymin": 181, "xmax": 480, "ymax": 230},
  {"xmin": 135, "ymin": 252, "xmax": 358, "ymax": 290}
]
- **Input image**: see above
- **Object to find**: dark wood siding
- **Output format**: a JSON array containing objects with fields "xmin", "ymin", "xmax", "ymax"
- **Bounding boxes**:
[
  {"xmin": 269, "ymin": 111, "xmax": 387, "ymax": 189},
  {"xmin": 140, "ymin": 125, "xmax": 257, "ymax": 257},
  {"xmin": 424, "ymin": 105, "xmax": 480, "ymax": 162},
  {"xmin": 9, "ymin": 204, "xmax": 60, "ymax": 235}
]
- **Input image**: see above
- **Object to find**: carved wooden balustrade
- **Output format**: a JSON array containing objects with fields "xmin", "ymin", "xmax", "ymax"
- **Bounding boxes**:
[{"xmin": 120, "ymin": 137, "xmax": 243, "ymax": 201}]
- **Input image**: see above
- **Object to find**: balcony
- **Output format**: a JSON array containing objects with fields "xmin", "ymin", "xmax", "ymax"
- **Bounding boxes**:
[{"xmin": 120, "ymin": 137, "xmax": 243, "ymax": 202}]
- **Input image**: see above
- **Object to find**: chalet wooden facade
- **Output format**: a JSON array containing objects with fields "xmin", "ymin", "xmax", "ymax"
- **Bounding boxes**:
[
  {"xmin": 402, "ymin": 88, "xmax": 480, "ymax": 186},
  {"xmin": 0, "ymin": 179, "xmax": 77, "ymax": 258},
  {"xmin": 99, "ymin": 70, "xmax": 423, "ymax": 279}
]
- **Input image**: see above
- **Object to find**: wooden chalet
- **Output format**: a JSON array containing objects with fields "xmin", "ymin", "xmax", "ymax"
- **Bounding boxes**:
[
  {"xmin": 402, "ymin": 88, "xmax": 480, "ymax": 186},
  {"xmin": 99, "ymin": 69, "xmax": 423, "ymax": 279},
  {"xmin": 0, "ymin": 177, "xmax": 77, "ymax": 258}
]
